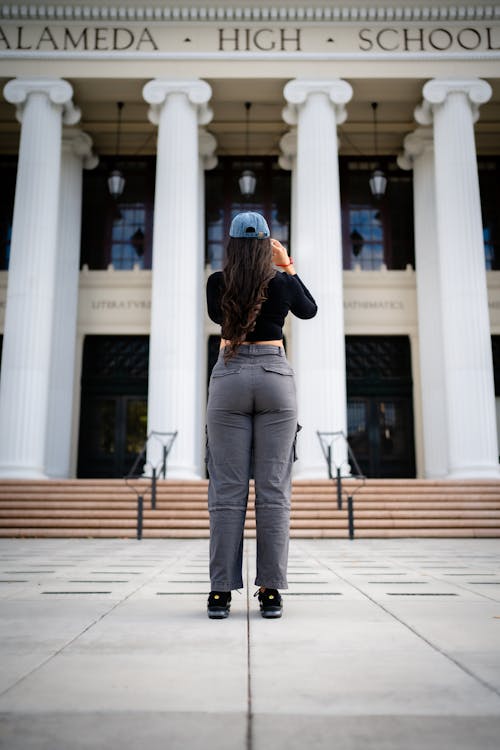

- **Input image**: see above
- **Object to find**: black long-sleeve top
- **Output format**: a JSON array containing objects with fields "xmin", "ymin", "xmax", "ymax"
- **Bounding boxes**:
[{"xmin": 206, "ymin": 270, "xmax": 318, "ymax": 341}]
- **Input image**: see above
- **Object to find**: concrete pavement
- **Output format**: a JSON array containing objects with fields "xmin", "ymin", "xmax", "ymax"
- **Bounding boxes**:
[{"xmin": 0, "ymin": 537, "xmax": 499, "ymax": 749}]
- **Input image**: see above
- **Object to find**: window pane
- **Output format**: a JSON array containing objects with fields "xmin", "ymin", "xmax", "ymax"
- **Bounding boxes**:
[
  {"xmin": 0, "ymin": 157, "xmax": 17, "ymax": 271},
  {"xmin": 349, "ymin": 207, "xmax": 386, "ymax": 270},
  {"xmin": 88, "ymin": 399, "xmax": 116, "ymax": 456},
  {"xmin": 347, "ymin": 399, "xmax": 369, "ymax": 456},
  {"xmin": 479, "ymin": 160, "xmax": 500, "ymax": 270},
  {"xmin": 341, "ymin": 158, "xmax": 414, "ymax": 270},
  {"xmin": 81, "ymin": 158, "xmax": 154, "ymax": 270},
  {"xmin": 108, "ymin": 203, "xmax": 146, "ymax": 269},
  {"xmin": 126, "ymin": 399, "xmax": 148, "ymax": 455},
  {"xmin": 205, "ymin": 157, "xmax": 291, "ymax": 270}
]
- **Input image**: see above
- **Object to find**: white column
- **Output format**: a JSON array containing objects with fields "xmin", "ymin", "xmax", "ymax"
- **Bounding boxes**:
[
  {"xmin": 198, "ymin": 127, "xmax": 217, "ymax": 470},
  {"xmin": 283, "ymin": 79, "xmax": 352, "ymax": 478},
  {"xmin": 0, "ymin": 79, "xmax": 80, "ymax": 478},
  {"xmin": 143, "ymin": 79, "xmax": 212, "ymax": 479},
  {"xmin": 415, "ymin": 78, "xmax": 499, "ymax": 477},
  {"xmin": 45, "ymin": 129, "xmax": 98, "ymax": 478},
  {"xmin": 398, "ymin": 128, "xmax": 447, "ymax": 478},
  {"xmin": 279, "ymin": 128, "xmax": 297, "ymax": 361},
  {"xmin": 279, "ymin": 127, "xmax": 298, "ymax": 254}
]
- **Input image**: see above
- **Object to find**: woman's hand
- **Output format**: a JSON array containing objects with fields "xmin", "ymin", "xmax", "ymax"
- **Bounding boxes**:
[{"xmin": 271, "ymin": 239, "xmax": 296, "ymax": 274}]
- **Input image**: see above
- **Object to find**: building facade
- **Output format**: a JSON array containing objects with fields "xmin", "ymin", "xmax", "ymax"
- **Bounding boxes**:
[{"xmin": 0, "ymin": 0, "xmax": 499, "ymax": 481}]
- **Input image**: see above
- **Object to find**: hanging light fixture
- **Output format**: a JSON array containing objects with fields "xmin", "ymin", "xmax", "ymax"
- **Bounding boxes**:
[
  {"xmin": 369, "ymin": 101, "xmax": 387, "ymax": 199},
  {"xmin": 108, "ymin": 101, "xmax": 125, "ymax": 199},
  {"xmin": 239, "ymin": 101, "xmax": 257, "ymax": 197}
]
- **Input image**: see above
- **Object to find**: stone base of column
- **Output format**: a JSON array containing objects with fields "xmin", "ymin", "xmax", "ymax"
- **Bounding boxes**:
[
  {"xmin": 293, "ymin": 464, "xmax": 329, "ymax": 480},
  {"xmin": 425, "ymin": 471, "xmax": 448, "ymax": 480},
  {"xmin": 0, "ymin": 466, "xmax": 48, "ymax": 479},
  {"xmin": 446, "ymin": 465, "xmax": 500, "ymax": 479},
  {"xmin": 169, "ymin": 468, "xmax": 204, "ymax": 480}
]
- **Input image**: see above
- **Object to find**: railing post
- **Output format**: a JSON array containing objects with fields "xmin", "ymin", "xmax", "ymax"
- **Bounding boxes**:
[
  {"xmin": 327, "ymin": 444, "xmax": 332, "ymax": 480},
  {"xmin": 347, "ymin": 495, "xmax": 355, "ymax": 539},
  {"xmin": 137, "ymin": 495, "xmax": 143, "ymax": 540},
  {"xmin": 162, "ymin": 445, "xmax": 167, "ymax": 479},
  {"xmin": 151, "ymin": 467, "xmax": 156, "ymax": 510},
  {"xmin": 336, "ymin": 466, "xmax": 342, "ymax": 510}
]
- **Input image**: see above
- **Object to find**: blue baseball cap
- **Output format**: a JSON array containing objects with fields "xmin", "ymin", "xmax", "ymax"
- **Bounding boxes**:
[{"xmin": 229, "ymin": 212, "xmax": 270, "ymax": 239}]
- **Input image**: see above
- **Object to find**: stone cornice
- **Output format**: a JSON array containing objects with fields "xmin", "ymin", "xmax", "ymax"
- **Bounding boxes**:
[{"xmin": 1, "ymin": 4, "xmax": 499, "ymax": 23}]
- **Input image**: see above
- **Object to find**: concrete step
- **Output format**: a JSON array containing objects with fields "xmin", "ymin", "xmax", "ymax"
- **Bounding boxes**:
[
  {"xmin": 1, "ymin": 527, "xmax": 499, "ymax": 539},
  {"xmin": 1, "ymin": 508, "xmax": 500, "ymax": 520},
  {"xmin": 0, "ymin": 499, "xmax": 500, "ymax": 517},
  {"xmin": 0, "ymin": 478, "xmax": 499, "ymax": 538}
]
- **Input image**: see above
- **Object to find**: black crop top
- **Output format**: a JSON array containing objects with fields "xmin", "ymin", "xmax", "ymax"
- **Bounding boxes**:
[{"xmin": 206, "ymin": 270, "xmax": 317, "ymax": 341}]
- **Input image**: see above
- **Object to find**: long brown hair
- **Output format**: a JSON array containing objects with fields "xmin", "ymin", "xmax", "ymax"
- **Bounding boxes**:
[{"xmin": 221, "ymin": 237, "xmax": 275, "ymax": 362}]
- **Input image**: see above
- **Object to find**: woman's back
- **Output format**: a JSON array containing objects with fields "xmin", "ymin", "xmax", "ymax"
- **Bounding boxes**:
[{"xmin": 206, "ymin": 269, "xmax": 317, "ymax": 341}]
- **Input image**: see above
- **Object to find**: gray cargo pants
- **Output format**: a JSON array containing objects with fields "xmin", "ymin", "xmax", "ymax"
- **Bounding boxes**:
[{"xmin": 206, "ymin": 344, "xmax": 300, "ymax": 591}]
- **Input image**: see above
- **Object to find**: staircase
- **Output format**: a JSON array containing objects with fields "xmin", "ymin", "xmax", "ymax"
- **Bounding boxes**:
[{"xmin": 0, "ymin": 478, "xmax": 500, "ymax": 538}]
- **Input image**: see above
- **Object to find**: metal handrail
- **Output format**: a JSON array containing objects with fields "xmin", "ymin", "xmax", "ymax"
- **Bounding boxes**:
[
  {"xmin": 124, "ymin": 430, "xmax": 178, "ymax": 539},
  {"xmin": 316, "ymin": 430, "xmax": 366, "ymax": 539}
]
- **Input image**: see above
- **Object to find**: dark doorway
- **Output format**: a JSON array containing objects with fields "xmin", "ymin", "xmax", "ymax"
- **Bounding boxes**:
[
  {"xmin": 346, "ymin": 336, "xmax": 416, "ymax": 478},
  {"xmin": 77, "ymin": 335, "xmax": 149, "ymax": 478}
]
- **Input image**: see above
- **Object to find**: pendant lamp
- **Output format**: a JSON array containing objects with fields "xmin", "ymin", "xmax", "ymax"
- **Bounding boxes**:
[
  {"xmin": 369, "ymin": 102, "xmax": 387, "ymax": 199},
  {"xmin": 239, "ymin": 101, "xmax": 257, "ymax": 197},
  {"xmin": 108, "ymin": 101, "xmax": 125, "ymax": 199}
]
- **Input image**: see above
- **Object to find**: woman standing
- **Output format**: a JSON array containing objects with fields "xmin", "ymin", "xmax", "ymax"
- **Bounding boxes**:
[{"xmin": 205, "ymin": 211, "xmax": 317, "ymax": 619}]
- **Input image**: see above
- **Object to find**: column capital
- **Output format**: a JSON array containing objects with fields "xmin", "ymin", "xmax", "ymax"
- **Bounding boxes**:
[
  {"xmin": 62, "ymin": 128, "xmax": 98, "ymax": 170},
  {"xmin": 415, "ymin": 78, "xmax": 492, "ymax": 125},
  {"xmin": 143, "ymin": 79, "xmax": 213, "ymax": 126},
  {"xmin": 397, "ymin": 127, "xmax": 433, "ymax": 170},
  {"xmin": 3, "ymin": 78, "xmax": 80, "ymax": 125},
  {"xmin": 282, "ymin": 79, "xmax": 352, "ymax": 126},
  {"xmin": 278, "ymin": 128, "xmax": 297, "ymax": 170},
  {"xmin": 199, "ymin": 128, "xmax": 217, "ymax": 170}
]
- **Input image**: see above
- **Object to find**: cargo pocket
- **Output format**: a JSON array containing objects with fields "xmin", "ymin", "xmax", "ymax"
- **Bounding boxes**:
[
  {"xmin": 293, "ymin": 423, "xmax": 303, "ymax": 462},
  {"xmin": 211, "ymin": 366, "xmax": 242, "ymax": 378},
  {"xmin": 261, "ymin": 364, "xmax": 295, "ymax": 376}
]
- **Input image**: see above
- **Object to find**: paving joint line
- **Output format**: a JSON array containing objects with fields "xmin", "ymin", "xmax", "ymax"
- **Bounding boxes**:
[
  {"xmin": 381, "ymin": 555, "xmax": 500, "ymax": 604},
  {"xmin": 245, "ymin": 549, "xmax": 253, "ymax": 750},
  {"xmin": 400, "ymin": 563, "xmax": 500, "ymax": 604},
  {"xmin": 303, "ymin": 543, "xmax": 500, "ymax": 702},
  {"xmin": 0, "ymin": 544, "xmax": 192, "ymax": 700}
]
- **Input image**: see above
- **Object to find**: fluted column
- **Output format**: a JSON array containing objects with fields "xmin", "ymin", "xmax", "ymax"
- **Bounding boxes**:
[
  {"xmin": 143, "ymin": 79, "xmax": 212, "ymax": 478},
  {"xmin": 283, "ymin": 80, "xmax": 352, "ymax": 478},
  {"xmin": 278, "ymin": 129, "xmax": 297, "ymax": 360},
  {"xmin": 0, "ymin": 79, "xmax": 80, "ymax": 478},
  {"xmin": 279, "ymin": 127, "xmax": 298, "ymax": 258},
  {"xmin": 46, "ymin": 129, "xmax": 98, "ymax": 478},
  {"xmin": 198, "ymin": 128, "xmax": 217, "ymax": 469},
  {"xmin": 398, "ymin": 129, "xmax": 447, "ymax": 478},
  {"xmin": 415, "ymin": 78, "xmax": 498, "ymax": 477}
]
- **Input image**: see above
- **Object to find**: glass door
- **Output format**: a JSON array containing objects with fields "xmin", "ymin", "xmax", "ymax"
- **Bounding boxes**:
[
  {"xmin": 347, "ymin": 397, "xmax": 415, "ymax": 478},
  {"xmin": 77, "ymin": 336, "xmax": 149, "ymax": 478},
  {"xmin": 346, "ymin": 336, "xmax": 416, "ymax": 478},
  {"xmin": 78, "ymin": 396, "xmax": 147, "ymax": 478}
]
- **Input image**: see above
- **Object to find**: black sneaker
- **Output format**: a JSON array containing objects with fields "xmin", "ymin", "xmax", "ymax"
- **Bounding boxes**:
[
  {"xmin": 207, "ymin": 591, "xmax": 231, "ymax": 619},
  {"xmin": 256, "ymin": 588, "xmax": 283, "ymax": 618}
]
